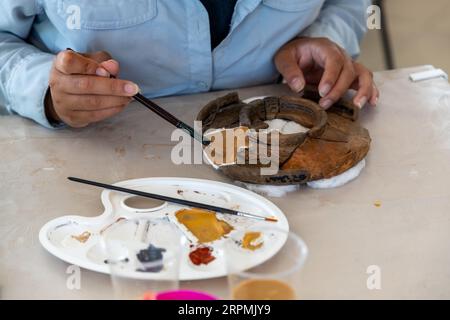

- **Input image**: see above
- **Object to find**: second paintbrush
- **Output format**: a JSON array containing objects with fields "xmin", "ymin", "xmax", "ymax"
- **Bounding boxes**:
[{"xmin": 68, "ymin": 176, "xmax": 278, "ymax": 223}]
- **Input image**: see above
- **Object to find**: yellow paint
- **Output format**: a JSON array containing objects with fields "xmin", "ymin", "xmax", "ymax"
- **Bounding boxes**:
[
  {"xmin": 374, "ymin": 200, "xmax": 382, "ymax": 208},
  {"xmin": 175, "ymin": 208, "xmax": 233, "ymax": 243},
  {"xmin": 242, "ymin": 232, "xmax": 263, "ymax": 251}
]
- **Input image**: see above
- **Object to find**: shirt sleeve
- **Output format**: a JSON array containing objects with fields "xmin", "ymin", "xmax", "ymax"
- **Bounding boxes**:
[
  {"xmin": 300, "ymin": 0, "xmax": 371, "ymax": 58},
  {"xmin": 0, "ymin": 0, "xmax": 57, "ymax": 128}
]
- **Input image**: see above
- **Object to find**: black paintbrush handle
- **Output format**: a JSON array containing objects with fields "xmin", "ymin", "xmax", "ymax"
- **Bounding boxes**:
[
  {"xmin": 68, "ymin": 177, "xmax": 239, "ymax": 215},
  {"xmin": 133, "ymin": 93, "xmax": 209, "ymax": 146},
  {"xmin": 133, "ymin": 93, "xmax": 179, "ymax": 127}
]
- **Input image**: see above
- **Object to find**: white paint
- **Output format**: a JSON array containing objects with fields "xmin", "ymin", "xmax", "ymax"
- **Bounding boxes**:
[
  {"xmin": 237, "ymin": 182, "xmax": 300, "ymax": 198},
  {"xmin": 307, "ymin": 159, "xmax": 366, "ymax": 189},
  {"xmin": 238, "ymin": 159, "xmax": 367, "ymax": 197},
  {"xmin": 264, "ymin": 119, "xmax": 309, "ymax": 134},
  {"xmin": 281, "ymin": 121, "xmax": 309, "ymax": 134},
  {"xmin": 264, "ymin": 119, "xmax": 286, "ymax": 131}
]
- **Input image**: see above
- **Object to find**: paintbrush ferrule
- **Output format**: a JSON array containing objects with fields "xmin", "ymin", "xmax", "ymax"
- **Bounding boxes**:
[{"xmin": 236, "ymin": 211, "xmax": 276, "ymax": 222}]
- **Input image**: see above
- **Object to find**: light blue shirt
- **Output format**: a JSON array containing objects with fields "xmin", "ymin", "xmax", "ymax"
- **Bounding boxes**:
[{"xmin": 0, "ymin": 0, "xmax": 370, "ymax": 128}]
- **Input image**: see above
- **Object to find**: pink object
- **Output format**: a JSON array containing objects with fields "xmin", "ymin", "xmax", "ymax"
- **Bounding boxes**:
[{"xmin": 155, "ymin": 290, "xmax": 217, "ymax": 300}]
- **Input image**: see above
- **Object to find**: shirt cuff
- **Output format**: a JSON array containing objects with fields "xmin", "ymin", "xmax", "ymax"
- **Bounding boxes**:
[
  {"xmin": 300, "ymin": 22, "xmax": 361, "ymax": 59},
  {"xmin": 6, "ymin": 52, "xmax": 64, "ymax": 129}
]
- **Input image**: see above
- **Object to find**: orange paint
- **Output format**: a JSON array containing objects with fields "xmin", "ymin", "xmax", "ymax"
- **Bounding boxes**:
[
  {"xmin": 189, "ymin": 247, "xmax": 216, "ymax": 266},
  {"xmin": 242, "ymin": 232, "xmax": 263, "ymax": 251}
]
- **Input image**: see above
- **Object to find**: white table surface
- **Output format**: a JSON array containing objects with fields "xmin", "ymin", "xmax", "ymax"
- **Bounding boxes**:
[{"xmin": 1, "ymin": 65, "xmax": 450, "ymax": 299}]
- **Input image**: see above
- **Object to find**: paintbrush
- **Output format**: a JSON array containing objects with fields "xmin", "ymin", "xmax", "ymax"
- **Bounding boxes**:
[
  {"xmin": 66, "ymin": 48, "xmax": 209, "ymax": 146},
  {"xmin": 132, "ymin": 93, "xmax": 208, "ymax": 146},
  {"xmin": 68, "ymin": 177, "xmax": 278, "ymax": 223}
]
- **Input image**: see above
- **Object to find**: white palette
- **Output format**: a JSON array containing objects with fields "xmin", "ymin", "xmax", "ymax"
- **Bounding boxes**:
[{"xmin": 39, "ymin": 178, "xmax": 289, "ymax": 280}]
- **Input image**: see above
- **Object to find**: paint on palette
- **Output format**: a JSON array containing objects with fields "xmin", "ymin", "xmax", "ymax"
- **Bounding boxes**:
[
  {"xmin": 136, "ymin": 244, "xmax": 166, "ymax": 272},
  {"xmin": 71, "ymin": 231, "xmax": 91, "ymax": 243},
  {"xmin": 242, "ymin": 232, "xmax": 264, "ymax": 251},
  {"xmin": 189, "ymin": 246, "xmax": 216, "ymax": 266},
  {"xmin": 104, "ymin": 257, "xmax": 129, "ymax": 264},
  {"xmin": 99, "ymin": 217, "xmax": 126, "ymax": 235},
  {"xmin": 175, "ymin": 208, "xmax": 233, "ymax": 243}
]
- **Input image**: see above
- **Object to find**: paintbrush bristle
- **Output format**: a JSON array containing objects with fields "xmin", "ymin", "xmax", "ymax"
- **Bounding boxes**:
[{"xmin": 265, "ymin": 216, "xmax": 278, "ymax": 222}]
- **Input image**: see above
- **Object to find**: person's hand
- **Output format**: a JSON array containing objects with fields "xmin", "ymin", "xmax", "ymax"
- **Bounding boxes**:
[
  {"xmin": 46, "ymin": 50, "xmax": 139, "ymax": 128},
  {"xmin": 274, "ymin": 37, "xmax": 379, "ymax": 109}
]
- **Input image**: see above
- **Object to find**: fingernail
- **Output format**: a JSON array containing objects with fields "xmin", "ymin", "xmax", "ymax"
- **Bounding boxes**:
[
  {"xmin": 373, "ymin": 97, "xmax": 379, "ymax": 106},
  {"xmin": 104, "ymin": 59, "xmax": 119, "ymax": 68},
  {"xmin": 125, "ymin": 83, "xmax": 139, "ymax": 95},
  {"xmin": 357, "ymin": 97, "xmax": 368, "ymax": 109},
  {"xmin": 319, "ymin": 84, "xmax": 331, "ymax": 97},
  {"xmin": 320, "ymin": 99, "xmax": 333, "ymax": 109},
  {"xmin": 290, "ymin": 77, "xmax": 304, "ymax": 93},
  {"xmin": 96, "ymin": 68, "xmax": 109, "ymax": 77}
]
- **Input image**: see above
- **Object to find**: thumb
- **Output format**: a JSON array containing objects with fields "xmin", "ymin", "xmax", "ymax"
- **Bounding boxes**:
[{"xmin": 274, "ymin": 49, "xmax": 305, "ymax": 93}]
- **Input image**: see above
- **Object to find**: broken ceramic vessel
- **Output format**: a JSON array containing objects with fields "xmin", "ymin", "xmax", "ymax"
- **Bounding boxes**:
[{"xmin": 196, "ymin": 87, "xmax": 371, "ymax": 185}]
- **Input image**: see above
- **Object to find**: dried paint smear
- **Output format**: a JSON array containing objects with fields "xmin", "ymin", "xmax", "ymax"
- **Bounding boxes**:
[
  {"xmin": 71, "ymin": 231, "xmax": 91, "ymax": 243},
  {"xmin": 100, "ymin": 217, "xmax": 126, "ymax": 235},
  {"xmin": 175, "ymin": 208, "xmax": 233, "ymax": 243},
  {"xmin": 242, "ymin": 232, "xmax": 263, "ymax": 251}
]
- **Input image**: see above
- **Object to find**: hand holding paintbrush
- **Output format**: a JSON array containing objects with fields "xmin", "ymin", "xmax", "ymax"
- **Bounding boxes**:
[
  {"xmin": 45, "ymin": 49, "xmax": 138, "ymax": 127},
  {"xmin": 46, "ymin": 48, "xmax": 208, "ymax": 145}
]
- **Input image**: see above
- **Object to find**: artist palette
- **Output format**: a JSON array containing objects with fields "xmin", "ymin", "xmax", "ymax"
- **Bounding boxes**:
[{"xmin": 39, "ymin": 178, "xmax": 289, "ymax": 280}]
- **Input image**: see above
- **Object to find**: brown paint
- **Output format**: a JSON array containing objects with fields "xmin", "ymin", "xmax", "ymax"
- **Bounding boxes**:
[{"xmin": 232, "ymin": 279, "xmax": 296, "ymax": 300}]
